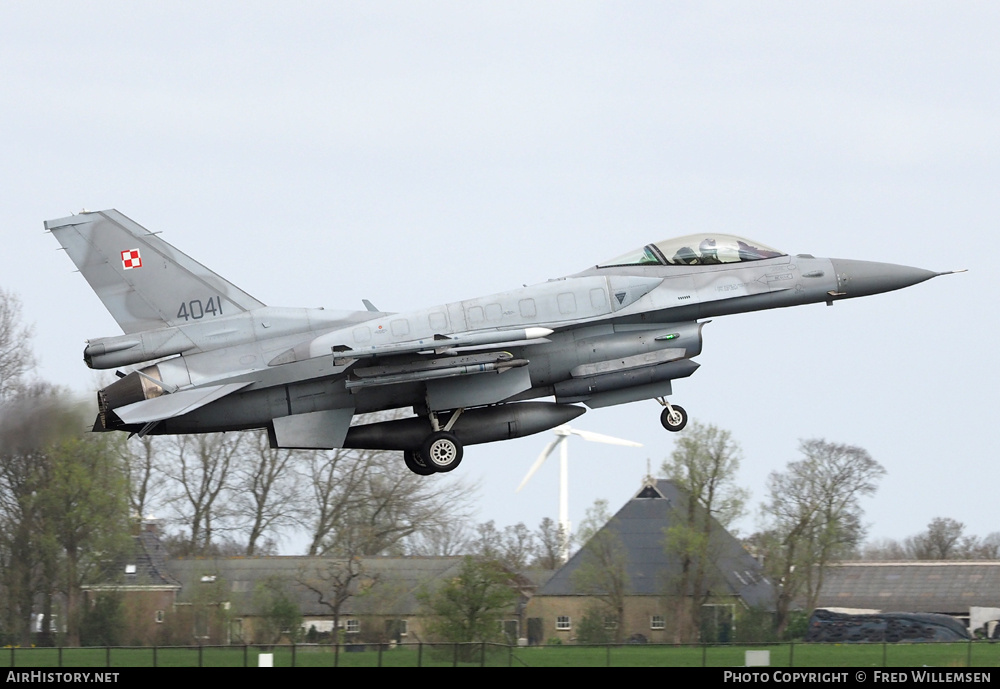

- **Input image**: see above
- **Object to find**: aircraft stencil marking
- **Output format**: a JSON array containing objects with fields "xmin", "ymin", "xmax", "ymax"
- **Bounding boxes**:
[{"xmin": 46, "ymin": 210, "xmax": 962, "ymax": 476}]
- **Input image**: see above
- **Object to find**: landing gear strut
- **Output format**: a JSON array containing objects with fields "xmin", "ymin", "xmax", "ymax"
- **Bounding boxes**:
[
  {"xmin": 656, "ymin": 398, "xmax": 688, "ymax": 432},
  {"xmin": 404, "ymin": 407, "xmax": 466, "ymax": 475}
]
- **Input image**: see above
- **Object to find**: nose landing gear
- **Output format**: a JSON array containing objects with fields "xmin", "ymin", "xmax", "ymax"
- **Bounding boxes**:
[{"xmin": 656, "ymin": 398, "xmax": 688, "ymax": 432}]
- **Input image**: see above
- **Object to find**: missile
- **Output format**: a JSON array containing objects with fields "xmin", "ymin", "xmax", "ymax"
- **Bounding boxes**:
[
  {"xmin": 345, "ymin": 359, "xmax": 529, "ymax": 390},
  {"xmin": 269, "ymin": 326, "xmax": 553, "ymax": 366}
]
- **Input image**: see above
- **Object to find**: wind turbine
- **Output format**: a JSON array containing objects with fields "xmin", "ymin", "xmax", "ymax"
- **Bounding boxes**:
[{"xmin": 517, "ymin": 425, "xmax": 642, "ymax": 563}]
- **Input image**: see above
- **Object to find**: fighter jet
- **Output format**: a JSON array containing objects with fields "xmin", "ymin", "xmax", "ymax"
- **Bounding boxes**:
[{"xmin": 46, "ymin": 210, "xmax": 959, "ymax": 475}]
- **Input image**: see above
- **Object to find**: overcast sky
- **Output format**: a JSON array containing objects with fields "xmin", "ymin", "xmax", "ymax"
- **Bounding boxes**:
[{"xmin": 2, "ymin": 2, "xmax": 997, "ymax": 553}]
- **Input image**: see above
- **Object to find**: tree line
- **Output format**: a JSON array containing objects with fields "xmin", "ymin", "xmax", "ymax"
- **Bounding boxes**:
[{"xmin": 863, "ymin": 518, "xmax": 1000, "ymax": 561}]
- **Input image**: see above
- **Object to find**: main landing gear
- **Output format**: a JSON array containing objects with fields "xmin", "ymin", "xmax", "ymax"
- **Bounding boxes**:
[
  {"xmin": 403, "ymin": 409, "xmax": 465, "ymax": 475},
  {"xmin": 403, "ymin": 449, "xmax": 436, "ymax": 476},
  {"xmin": 656, "ymin": 397, "xmax": 688, "ymax": 432}
]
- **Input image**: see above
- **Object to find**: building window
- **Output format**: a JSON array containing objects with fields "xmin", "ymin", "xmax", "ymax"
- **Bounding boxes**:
[
  {"xmin": 155, "ymin": 610, "xmax": 165, "ymax": 624},
  {"xmin": 651, "ymin": 615, "xmax": 665, "ymax": 630},
  {"xmin": 556, "ymin": 616, "xmax": 571, "ymax": 631},
  {"xmin": 399, "ymin": 620, "xmax": 408, "ymax": 636},
  {"xmin": 345, "ymin": 619, "xmax": 360, "ymax": 634}
]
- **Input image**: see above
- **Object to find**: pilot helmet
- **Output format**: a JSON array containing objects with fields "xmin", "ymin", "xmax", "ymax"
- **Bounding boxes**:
[{"xmin": 699, "ymin": 238, "xmax": 718, "ymax": 259}]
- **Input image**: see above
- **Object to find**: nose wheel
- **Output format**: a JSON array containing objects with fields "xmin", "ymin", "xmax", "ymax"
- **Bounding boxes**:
[{"xmin": 656, "ymin": 399, "xmax": 688, "ymax": 432}]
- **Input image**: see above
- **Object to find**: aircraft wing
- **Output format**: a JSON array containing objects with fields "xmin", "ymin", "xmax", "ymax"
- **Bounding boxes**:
[
  {"xmin": 266, "ymin": 328, "xmax": 553, "ymax": 412},
  {"xmin": 112, "ymin": 382, "xmax": 252, "ymax": 424}
]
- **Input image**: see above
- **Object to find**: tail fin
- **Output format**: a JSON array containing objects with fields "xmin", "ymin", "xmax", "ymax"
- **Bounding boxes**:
[{"xmin": 46, "ymin": 209, "xmax": 265, "ymax": 334}]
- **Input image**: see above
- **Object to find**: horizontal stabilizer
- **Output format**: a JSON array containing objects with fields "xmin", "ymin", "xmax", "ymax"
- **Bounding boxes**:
[{"xmin": 113, "ymin": 382, "xmax": 252, "ymax": 424}]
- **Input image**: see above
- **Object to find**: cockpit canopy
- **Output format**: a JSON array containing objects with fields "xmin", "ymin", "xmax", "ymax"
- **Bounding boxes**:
[{"xmin": 599, "ymin": 234, "xmax": 786, "ymax": 267}]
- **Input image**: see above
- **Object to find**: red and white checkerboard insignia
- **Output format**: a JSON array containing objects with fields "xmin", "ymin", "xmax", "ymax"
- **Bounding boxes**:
[{"xmin": 121, "ymin": 249, "xmax": 142, "ymax": 270}]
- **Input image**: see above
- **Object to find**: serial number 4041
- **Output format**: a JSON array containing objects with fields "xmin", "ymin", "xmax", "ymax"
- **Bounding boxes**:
[{"xmin": 177, "ymin": 297, "xmax": 224, "ymax": 321}]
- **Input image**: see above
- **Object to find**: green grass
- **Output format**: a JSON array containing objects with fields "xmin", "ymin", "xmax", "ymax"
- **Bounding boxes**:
[{"xmin": 4, "ymin": 641, "xmax": 1000, "ymax": 668}]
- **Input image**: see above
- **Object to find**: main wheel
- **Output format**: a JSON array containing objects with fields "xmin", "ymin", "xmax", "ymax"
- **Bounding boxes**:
[
  {"xmin": 404, "ymin": 449, "xmax": 436, "ymax": 476},
  {"xmin": 421, "ymin": 431, "xmax": 463, "ymax": 472},
  {"xmin": 660, "ymin": 404, "xmax": 688, "ymax": 432}
]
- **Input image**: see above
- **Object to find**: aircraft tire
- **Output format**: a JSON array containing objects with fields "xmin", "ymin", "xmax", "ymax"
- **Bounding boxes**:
[
  {"xmin": 421, "ymin": 432, "xmax": 463, "ymax": 472},
  {"xmin": 660, "ymin": 405, "xmax": 688, "ymax": 432},
  {"xmin": 404, "ymin": 449, "xmax": 436, "ymax": 476}
]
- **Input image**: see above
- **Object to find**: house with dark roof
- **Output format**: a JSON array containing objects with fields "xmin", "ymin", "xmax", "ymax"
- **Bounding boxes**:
[
  {"xmin": 86, "ymin": 517, "xmax": 550, "ymax": 645},
  {"xmin": 82, "ymin": 520, "xmax": 181, "ymax": 645},
  {"xmin": 526, "ymin": 477, "xmax": 775, "ymax": 644},
  {"xmin": 166, "ymin": 555, "xmax": 467, "ymax": 644},
  {"xmin": 165, "ymin": 555, "xmax": 549, "ymax": 645}
]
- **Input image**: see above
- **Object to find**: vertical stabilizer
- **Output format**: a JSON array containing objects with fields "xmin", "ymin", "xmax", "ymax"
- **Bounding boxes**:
[{"xmin": 46, "ymin": 210, "xmax": 265, "ymax": 334}]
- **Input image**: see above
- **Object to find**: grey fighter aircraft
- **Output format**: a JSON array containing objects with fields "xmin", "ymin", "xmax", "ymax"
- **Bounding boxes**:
[{"xmin": 46, "ymin": 210, "xmax": 959, "ymax": 475}]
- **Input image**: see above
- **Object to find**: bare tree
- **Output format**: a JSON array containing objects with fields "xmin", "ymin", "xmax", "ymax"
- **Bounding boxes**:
[
  {"xmin": 496, "ymin": 522, "xmax": 536, "ymax": 571},
  {"xmin": 533, "ymin": 517, "xmax": 567, "ymax": 570},
  {"xmin": 304, "ymin": 442, "xmax": 476, "ymax": 557},
  {"xmin": 863, "ymin": 525, "xmax": 1000, "ymax": 561},
  {"xmin": 304, "ymin": 446, "xmax": 379, "ymax": 556},
  {"xmin": 469, "ymin": 520, "xmax": 537, "ymax": 570},
  {"xmin": 860, "ymin": 537, "xmax": 908, "ymax": 561},
  {"xmin": 405, "ymin": 521, "xmax": 472, "ymax": 556},
  {"xmin": 905, "ymin": 517, "xmax": 967, "ymax": 560},
  {"xmin": 297, "ymin": 557, "xmax": 377, "ymax": 638},
  {"xmin": 760, "ymin": 439, "xmax": 885, "ymax": 635},
  {"xmin": 972, "ymin": 533, "xmax": 1000, "ymax": 560},
  {"xmin": 0, "ymin": 289, "xmax": 34, "ymax": 402},
  {"xmin": 230, "ymin": 430, "xmax": 303, "ymax": 555},
  {"xmin": 0, "ymin": 298, "xmax": 43, "ymax": 644},
  {"xmin": 161, "ymin": 433, "xmax": 243, "ymax": 555},
  {"xmin": 115, "ymin": 434, "xmax": 168, "ymax": 520}
]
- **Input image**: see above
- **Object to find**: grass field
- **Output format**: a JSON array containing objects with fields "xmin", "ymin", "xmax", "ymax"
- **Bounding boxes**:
[{"xmin": 4, "ymin": 641, "xmax": 1000, "ymax": 668}]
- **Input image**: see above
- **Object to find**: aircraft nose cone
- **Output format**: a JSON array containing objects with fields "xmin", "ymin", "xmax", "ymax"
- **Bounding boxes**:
[{"xmin": 830, "ymin": 258, "xmax": 938, "ymax": 298}]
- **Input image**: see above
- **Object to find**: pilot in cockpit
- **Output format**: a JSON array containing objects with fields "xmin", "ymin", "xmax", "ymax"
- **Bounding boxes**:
[{"xmin": 698, "ymin": 238, "xmax": 721, "ymax": 264}]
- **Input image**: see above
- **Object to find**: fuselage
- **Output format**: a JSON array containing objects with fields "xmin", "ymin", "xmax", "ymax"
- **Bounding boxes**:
[{"xmin": 95, "ymin": 247, "xmax": 933, "ymax": 440}]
